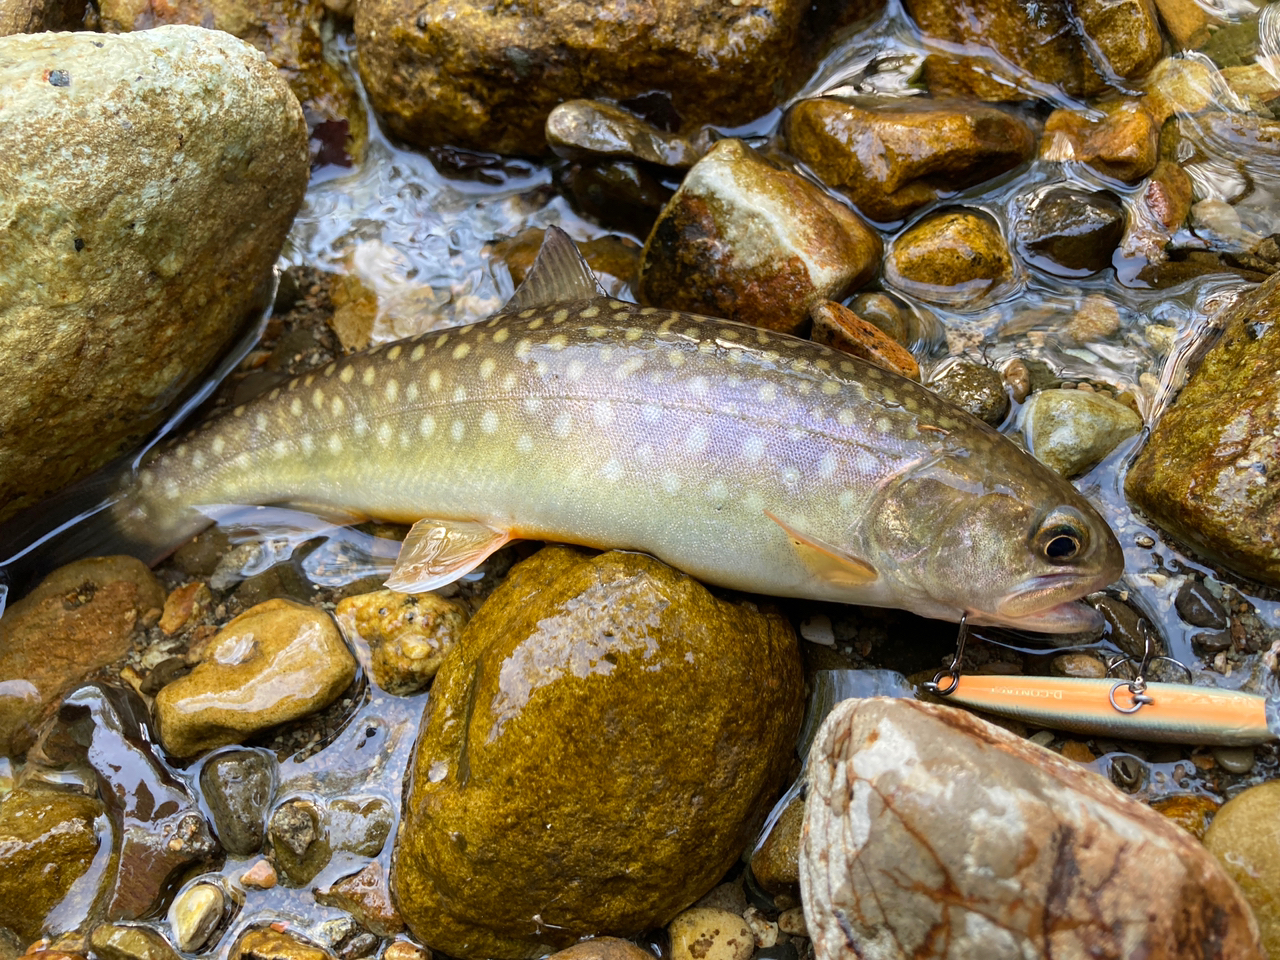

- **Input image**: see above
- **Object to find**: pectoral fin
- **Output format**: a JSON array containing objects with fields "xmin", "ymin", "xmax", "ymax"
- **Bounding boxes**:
[
  {"xmin": 386, "ymin": 518, "xmax": 513, "ymax": 592},
  {"xmin": 765, "ymin": 510, "xmax": 878, "ymax": 587}
]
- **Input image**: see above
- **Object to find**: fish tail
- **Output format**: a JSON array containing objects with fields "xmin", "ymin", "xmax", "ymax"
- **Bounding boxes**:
[{"xmin": 0, "ymin": 462, "xmax": 162, "ymax": 617}]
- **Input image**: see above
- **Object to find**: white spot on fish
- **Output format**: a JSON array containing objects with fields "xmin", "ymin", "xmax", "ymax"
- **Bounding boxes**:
[
  {"xmin": 353, "ymin": 413, "xmax": 369, "ymax": 437},
  {"xmin": 190, "ymin": 451, "xmax": 205, "ymax": 470},
  {"xmin": 523, "ymin": 396, "xmax": 542, "ymax": 414},
  {"xmin": 385, "ymin": 380, "xmax": 399, "ymax": 403},
  {"xmin": 331, "ymin": 396, "xmax": 345, "ymax": 417},
  {"xmin": 411, "ymin": 344, "xmax": 427, "ymax": 361},
  {"xmin": 592, "ymin": 402, "xmax": 615, "ymax": 427},
  {"xmin": 763, "ymin": 350, "xmax": 780, "ymax": 363},
  {"xmin": 420, "ymin": 415, "xmax": 436, "ymax": 437},
  {"xmin": 547, "ymin": 334, "xmax": 569, "ymax": 351},
  {"xmin": 667, "ymin": 350, "xmax": 685, "ymax": 368},
  {"xmin": 840, "ymin": 361, "xmax": 857, "ymax": 375},
  {"xmin": 299, "ymin": 435, "xmax": 315, "ymax": 455},
  {"xmin": 363, "ymin": 368, "xmax": 376, "ymax": 387},
  {"xmin": 453, "ymin": 343, "xmax": 471, "ymax": 360},
  {"xmin": 838, "ymin": 490, "xmax": 857, "ymax": 512},
  {"xmin": 407, "ymin": 382, "xmax": 420, "ymax": 402},
  {"xmin": 328, "ymin": 435, "xmax": 343, "ymax": 454},
  {"xmin": 494, "ymin": 328, "xmax": 510, "ymax": 344},
  {"xmin": 662, "ymin": 472, "xmax": 681, "ymax": 494},
  {"xmin": 601, "ymin": 459, "xmax": 623, "ymax": 482},
  {"xmin": 164, "ymin": 479, "xmax": 181, "ymax": 499},
  {"xmin": 838, "ymin": 409, "xmax": 856, "ymax": 427},
  {"xmin": 758, "ymin": 384, "xmax": 777, "ymax": 403},
  {"xmin": 553, "ymin": 413, "xmax": 572, "ymax": 438},
  {"xmin": 268, "ymin": 389, "xmax": 281, "ymax": 401},
  {"xmin": 743, "ymin": 436, "xmax": 765, "ymax": 461},
  {"xmin": 625, "ymin": 328, "xmax": 643, "ymax": 341},
  {"xmin": 822, "ymin": 381, "xmax": 841, "ymax": 396},
  {"xmin": 451, "ymin": 420, "xmax": 465, "ymax": 441},
  {"xmin": 566, "ymin": 359, "xmax": 586, "ymax": 380},
  {"xmin": 815, "ymin": 359, "xmax": 832, "ymax": 372},
  {"xmin": 581, "ymin": 305, "xmax": 600, "ymax": 318},
  {"xmin": 520, "ymin": 309, "xmax": 536, "ymax": 319},
  {"xmin": 139, "ymin": 471, "xmax": 154, "ymax": 488},
  {"xmin": 641, "ymin": 403, "xmax": 661, "ymax": 423},
  {"xmin": 876, "ymin": 417, "xmax": 892, "ymax": 433},
  {"xmin": 272, "ymin": 439, "xmax": 289, "ymax": 458},
  {"xmin": 378, "ymin": 422, "xmax": 394, "ymax": 445},
  {"xmin": 340, "ymin": 366, "xmax": 354, "ymax": 383},
  {"xmin": 211, "ymin": 437, "xmax": 226, "ymax": 455},
  {"xmin": 479, "ymin": 358, "xmax": 497, "ymax": 379},
  {"xmin": 429, "ymin": 370, "xmax": 443, "ymax": 392},
  {"xmin": 706, "ymin": 479, "xmax": 729, "ymax": 501},
  {"xmin": 515, "ymin": 339, "xmax": 533, "ymax": 359},
  {"xmin": 312, "ymin": 389, "xmax": 326, "ymax": 411},
  {"xmin": 516, "ymin": 434, "xmax": 533, "ymax": 453},
  {"xmin": 685, "ymin": 426, "xmax": 709, "ymax": 454},
  {"xmin": 637, "ymin": 443, "xmax": 655, "ymax": 464},
  {"xmin": 819, "ymin": 452, "xmax": 838, "ymax": 478},
  {"xmin": 304, "ymin": 374, "xmax": 316, "ymax": 387},
  {"xmin": 387, "ymin": 346, "xmax": 403, "ymax": 361},
  {"xmin": 616, "ymin": 357, "xmax": 644, "ymax": 379},
  {"xmin": 436, "ymin": 333, "xmax": 450, "ymax": 348},
  {"xmin": 640, "ymin": 307, "xmax": 658, "ymax": 316},
  {"xmin": 254, "ymin": 413, "xmax": 268, "ymax": 430},
  {"xmin": 528, "ymin": 317, "xmax": 544, "ymax": 330},
  {"xmin": 587, "ymin": 325, "xmax": 607, "ymax": 337},
  {"xmin": 453, "ymin": 386, "xmax": 468, "ymax": 403},
  {"xmin": 501, "ymin": 373, "xmax": 517, "ymax": 390},
  {"xmin": 797, "ymin": 381, "xmax": 813, "ymax": 396},
  {"xmin": 553, "ymin": 309, "xmax": 569, "ymax": 324},
  {"xmin": 481, "ymin": 410, "xmax": 499, "ymax": 434},
  {"xmin": 743, "ymin": 491, "xmax": 764, "ymax": 513}
]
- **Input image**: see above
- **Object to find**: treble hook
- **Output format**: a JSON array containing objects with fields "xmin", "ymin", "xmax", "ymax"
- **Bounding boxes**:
[
  {"xmin": 924, "ymin": 612, "xmax": 969, "ymax": 697},
  {"xmin": 1104, "ymin": 618, "xmax": 1189, "ymax": 714}
]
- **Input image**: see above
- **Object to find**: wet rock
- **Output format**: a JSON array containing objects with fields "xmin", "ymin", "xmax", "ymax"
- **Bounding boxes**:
[
  {"xmin": 96, "ymin": 0, "xmax": 366, "ymax": 167},
  {"xmin": 1205, "ymin": 781, "xmax": 1280, "ymax": 956},
  {"xmin": 1175, "ymin": 580, "xmax": 1228, "ymax": 629},
  {"xmin": 558, "ymin": 161, "xmax": 677, "ymax": 238},
  {"xmin": 1014, "ymin": 187, "xmax": 1126, "ymax": 276},
  {"xmin": 750, "ymin": 794, "xmax": 804, "ymax": 895},
  {"xmin": 269, "ymin": 797, "xmax": 330, "ymax": 887},
  {"xmin": 545, "ymin": 940, "xmax": 653, "ymax": 960},
  {"xmin": 0, "ymin": 28, "xmax": 308, "ymax": 522},
  {"xmin": 1066, "ymin": 295, "xmax": 1124, "ymax": 344},
  {"xmin": 1144, "ymin": 159, "xmax": 1195, "ymax": 234},
  {"xmin": 393, "ymin": 547, "xmax": 803, "ymax": 958},
  {"xmin": 802, "ymin": 698, "xmax": 1264, "ymax": 960},
  {"xmin": 925, "ymin": 360, "xmax": 1010, "ymax": 426},
  {"xmin": 90, "ymin": 924, "xmax": 181, "ymax": 960},
  {"xmin": 168, "ymin": 882, "xmax": 227, "ymax": 953},
  {"xmin": 1193, "ymin": 630, "xmax": 1233, "ymax": 653},
  {"xmin": 328, "ymin": 796, "xmax": 393, "ymax": 857},
  {"xmin": 383, "ymin": 944, "xmax": 431, "ymax": 960},
  {"xmin": 637, "ymin": 139, "xmax": 881, "ymax": 335},
  {"xmin": 355, "ymin": 0, "xmax": 814, "ymax": 156},
  {"xmin": 546, "ymin": 100, "xmax": 707, "ymax": 168},
  {"xmin": 1151, "ymin": 794, "xmax": 1219, "ymax": 839},
  {"xmin": 230, "ymin": 928, "xmax": 336, "ymax": 960},
  {"xmin": 669, "ymin": 909, "xmax": 754, "ymax": 960},
  {"xmin": 783, "ymin": 97, "xmax": 1034, "ymax": 223},
  {"xmin": 1214, "ymin": 746, "xmax": 1256, "ymax": 774},
  {"xmin": 158, "ymin": 581, "xmax": 213, "ymax": 636},
  {"xmin": 0, "ymin": 557, "xmax": 164, "ymax": 756},
  {"xmin": 200, "ymin": 749, "xmax": 277, "ymax": 856},
  {"xmin": 809, "ymin": 301, "xmax": 920, "ymax": 381},
  {"xmin": 0, "ymin": 0, "xmax": 82, "ymax": 33},
  {"xmin": 1041, "ymin": 101, "xmax": 1160, "ymax": 183},
  {"xmin": 0, "ymin": 784, "xmax": 105, "ymax": 940},
  {"xmin": 154, "ymin": 599, "xmax": 357, "ymax": 758},
  {"xmin": 847, "ymin": 292, "xmax": 910, "ymax": 345},
  {"xmin": 1091, "ymin": 594, "xmax": 1159, "ymax": 662},
  {"xmin": 1020, "ymin": 388, "xmax": 1143, "ymax": 478},
  {"xmin": 335, "ymin": 589, "xmax": 470, "ymax": 695},
  {"xmin": 316, "ymin": 862, "xmax": 405, "ymax": 938},
  {"xmin": 1126, "ymin": 271, "xmax": 1280, "ymax": 586},
  {"xmin": 36, "ymin": 684, "xmax": 219, "ymax": 920},
  {"xmin": 884, "ymin": 208, "xmax": 1014, "ymax": 309},
  {"xmin": 240, "ymin": 860, "xmax": 278, "ymax": 889},
  {"xmin": 1050, "ymin": 652, "xmax": 1109, "ymax": 677},
  {"xmin": 1152, "ymin": 0, "xmax": 1218, "ymax": 48}
]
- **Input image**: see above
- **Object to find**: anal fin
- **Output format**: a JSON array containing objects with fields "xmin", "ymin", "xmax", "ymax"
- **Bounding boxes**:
[
  {"xmin": 385, "ymin": 518, "xmax": 513, "ymax": 592},
  {"xmin": 764, "ymin": 510, "xmax": 878, "ymax": 587}
]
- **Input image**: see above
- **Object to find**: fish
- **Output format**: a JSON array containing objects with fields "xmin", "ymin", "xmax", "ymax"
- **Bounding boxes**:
[
  {"xmin": 1, "ymin": 227, "xmax": 1123, "ymax": 631},
  {"xmin": 939, "ymin": 674, "xmax": 1277, "ymax": 745}
]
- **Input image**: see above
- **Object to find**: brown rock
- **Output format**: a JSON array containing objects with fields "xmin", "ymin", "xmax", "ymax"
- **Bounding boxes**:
[
  {"xmin": 637, "ymin": 139, "xmax": 881, "ymax": 334},
  {"xmin": 802, "ymin": 698, "xmax": 1264, "ymax": 960},
  {"xmin": 1204, "ymin": 781, "xmax": 1280, "ymax": 956},
  {"xmin": 809, "ymin": 301, "xmax": 920, "ymax": 381},
  {"xmin": 546, "ymin": 100, "xmax": 708, "ymax": 168},
  {"xmin": 1151, "ymin": 0, "xmax": 1216, "ymax": 48},
  {"xmin": 0, "ymin": 0, "xmax": 82, "ymax": 33},
  {"xmin": 783, "ymin": 97, "xmax": 1034, "ymax": 222},
  {"xmin": 229, "ymin": 929, "xmax": 335, "ymax": 960},
  {"xmin": 89, "ymin": 925, "xmax": 181, "ymax": 960},
  {"xmin": 0, "ymin": 28, "xmax": 309, "ymax": 522},
  {"xmin": 158, "ymin": 581, "xmax": 212, "ymax": 636},
  {"xmin": 393, "ymin": 547, "xmax": 803, "ymax": 959},
  {"xmin": 154, "ymin": 599, "xmax": 357, "ymax": 757},
  {"xmin": 355, "ymin": 0, "xmax": 814, "ymax": 156},
  {"xmin": 545, "ymin": 940, "xmax": 654, "ymax": 960},
  {"xmin": 884, "ymin": 208, "xmax": 1014, "ymax": 309},
  {"xmin": 750, "ymin": 793, "xmax": 804, "ymax": 895},
  {"xmin": 1074, "ymin": 0, "xmax": 1163, "ymax": 79},
  {"xmin": 1041, "ymin": 101, "xmax": 1160, "ymax": 183},
  {"xmin": 0, "ymin": 557, "xmax": 163, "ymax": 755},
  {"xmin": 668, "ymin": 909, "xmax": 753, "ymax": 960},
  {"xmin": 1125, "ymin": 271, "xmax": 1280, "ymax": 586},
  {"xmin": 1152, "ymin": 794, "xmax": 1219, "ymax": 839},
  {"xmin": 335, "ymin": 588, "xmax": 469, "ymax": 695},
  {"xmin": 316, "ymin": 862, "xmax": 405, "ymax": 938}
]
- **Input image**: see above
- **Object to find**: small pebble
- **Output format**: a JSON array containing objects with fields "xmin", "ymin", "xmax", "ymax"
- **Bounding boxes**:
[
  {"xmin": 798, "ymin": 616, "xmax": 835, "ymax": 646},
  {"xmin": 1135, "ymin": 534, "xmax": 1155, "ymax": 548},
  {"xmin": 744, "ymin": 906, "xmax": 778, "ymax": 948},
  {"xmin": 1059, "ymin": 740, "xmax": 1095, "ymax": 763},
  {"xmin": 1175, "ymin": 580, "xmax": 1228, "ymax": 629},
  {"xmin": 167, "ymin": 882, "xmax": 226, "ymax": 952},
  {"xmin": 1192, "ymin": 630, "xmax": 1232, "ymax": 653},
  {"xmin": 382, "ymin": 944, "xmax": 432, "ymax": 960},
  {"xmin": 668, "ymin": 907, "xmax": 754, "ymax": 960},
  {"xmin": 1050, "ymin": 653, "xmax": 1108, "ymax": 679},
  {"xmin": 240, "ymin": 859, "xmax": 278, "ymax": 889},
  {"xmin": 1028, "ymin": 730, "xmax": 1056, "ymax": 748},
  {"xmin": 695, "ymin": 880, "xmax": 749, "ymax": 915},
  {"xmin": 777, "ymin": 908, "xmax": 808, "ymax": 938},
  {"xmin": 1214, "ymin": 746, "xmax": 1256, "ymax": 774}
]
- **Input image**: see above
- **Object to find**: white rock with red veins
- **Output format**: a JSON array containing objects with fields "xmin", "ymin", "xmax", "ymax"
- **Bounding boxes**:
[{"xmin": 800, "ymin": 697, "xmax": 1264, "ymax": 960}]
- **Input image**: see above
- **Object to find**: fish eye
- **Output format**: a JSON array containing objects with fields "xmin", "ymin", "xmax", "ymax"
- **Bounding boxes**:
[{"xmin": 1035, "ymin": 509, "xmax": 1089, "ymax": 564}]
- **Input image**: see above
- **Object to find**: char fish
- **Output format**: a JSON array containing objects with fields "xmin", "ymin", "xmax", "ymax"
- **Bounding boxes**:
[{"xmin": 3, "ymin": 229, "xmax": 1123, "ymax": 631}]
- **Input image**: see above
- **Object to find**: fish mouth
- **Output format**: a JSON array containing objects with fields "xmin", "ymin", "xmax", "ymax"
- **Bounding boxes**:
[{"xmin": 993, "ymin": 574, "xmax": 1108, "ymax": 634}]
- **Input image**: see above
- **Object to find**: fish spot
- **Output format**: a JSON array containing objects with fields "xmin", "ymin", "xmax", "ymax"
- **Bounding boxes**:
[
  {"xmin": 722, "ymin": 330, "xmax": 741, "ymax": 341},
  {"xmin": 616, "ymin": 357, "xmax": 644, "ymax": 379},
  {"xmin": 272, "ymin": 439, "xmax": 290, "ymax": 458},
  {"xmin": 388, "ymin": 345, "xmax": 403, "ymax": 361},
  {"xmin": 451, "ymin": 420, "xmax": 465, "ymax": 442},
  {"xmin": 323, "ymin": 362, "xmax": 338, "ymax": 378},
  {"xmin": 328, "ymin": 435, "xmax": 343, "ymax": 454},
  {"xmin": 727, "ymin": 350, "xmax": 744, "ymax": 365},
  {"xmin": 453, "ymin": 343, "xmax": 471, "ymax": 360},
  {"xmin": 600, "ymin": 346, "xmax": 615, "ymax": 362},
  {"xmin": 377, "ymin": 422, "xmax": 394, "ymax": 445},
  {"xmin": 822, "ymin": 381, "xmax": 841, "ymax": 396},
  {"xmin": 479, "ymin": 358, "xmax": 497, "ymax": 379},
  {"xmin": 453, "ymin": 386, "xmax": 468, "ymax": 403},
  {"xmin": 882, "ymin": 388, "xmax": 897, "ymax": 405},
  {"xmin": 662, "ymin": 472, "xmax": 682, "ymax": 494},
  {"xmin": 411, "ymin": 344, "xmax": 427, "ymax": 361},
  {"xmin": 819, "ymin": 452, "xmax": 838, "ymax": 478},
  {"xmin": 667, "ymin": 350, "xmax": 685, "ymax": 368},
  {"xmin": 519, "ymin": 309, "xmax": 536, "ymax": 319},
  {"xmin": 685, "ymin": 426, "xmax": 709, "ymax": 454},
  {"xmin": 481, "ymin": 410, "xmax": 499, "ymax": 434},
  {"xmin": 353, "ymin": 414, "xmax": 369, "ymax": 436},
  {"xmin": 233, "ymin": 405, "xmax": 246, "ymax": 418},
  {"xmin": 553, "ymin": 309, "xmax": 569, "ymax": 324},
  {"xmin": 494, "ymin": 328, "xmax": 510, "ymax": 344},
  {"xmin": 363, "ymin": 368, "xmax": 377, "ymax": 387},
  {"xmin": 581, "ymin": 305, "xmax": 600, "ymax": 318},
  {"xmin": 797, "ymin": 382, "xmax": 813, "ymax": 395},
  {"xmin": 255, "ymin": 413, "xmax": 269, "ymax": 430},
  {"xmin": 763, "ymin": 350, "xmax": 780, "ymax": 363},
  {"xmin": 211, "ymin": 437, "xmax": 226, "ymax": 455},
  {"xmin": 385, "ymin": 380, "xmax": 400, "ymax": 403},
  {"xmin": 640, "ymin": 307, "xmax": 659, "ymax": 315},
  {"xmin": 547, "ymin": 334, "xmax": 569, "ymax": 351},
  {"xmin": 501, "ymin": 373, "xmax": 517, "ymax": 390},
  {"xmin": 190, "ymin": 451, "xmax": 205, "ymax": 470},
  {"xmin": 331, "ymin": 396, "xmax": 346, "ymax": 417},
  {"xmin": 311, "ymin": 389, "xmax": 326, "ymax": 411},
  {"xmin": 758, "ymin": 384, "xmax": 777, "ymax": 403},
  {"xmin": 139, "ymin": 471, "xmax": 154, "ymax": 488},
  {"xmin": 815, "ymin": 359, "xmax": 832, "ymax": 372},
  {"xmin": 838, "ymin": 409, "xmax": 856, "ymax": 427},
  {"xmin": 610, "ymin": 300, "xmax": 629, "ymax": 311},
  {"xmin": 368, "ymin": 345, "xmax": 384, "ymax": 357},
  {"xmin": 299, "ymin": 435, "xmax": 315, "ymax": 455},
  {"xmin": 875, "ymin": 417, "xmax": 892, "ymax": 433},
  {"xmin": 689, "ymin": 376, "xmax": 709, "ymax": 396},
  {"xmin": 586, "ymin": 325, "xmax": 607, "ymax": 337},
  {"xmin": 564, "ymin": 359, "xmax": 587, "ymax": 381},
  {"xmin": 164, "ymin": 479, "xmax": 181, "ymax": 500},
  {"xmin": 743, "ymin": 436, "xmax": 765, "ymax": 461},
  {"xmin": 593, "ymin": 402, "xmax": 615, "ymax": 426},
  {"xmin": 938, "ymin": 416, "xmax": 958, "ymax": 430},
  {"xmin": 625, "ymin": 327, "xmax": 644, "ymax": 341},
  {"xmin": 436, "ymin": 333, "xmax": 450, "ymax": 348},
  {"xmin": 407, "ymin": 382, "xmax": 420, "ymax": 402},
  {"xmin": 515, "ymin": 339, "xmax": 534, "ymax": 359},
  {"xmin": 516, "ymin": 433, "xmax": 533, "ymax": 453},
  {"xmin": 552, "ymin": 412, "xmax": 572, "ymax": 438},
  {"xmin": 429, "ymin": 370, "xmax": 443, "ymax": 392},
  {"xmin": 601, "ymin": 459, "xmax": 623, "ymax": 482},
  {"xmin": 698, "ymin": 341, "xmax": 716, "ymax": 355},
  {"xmin": 840, "ymin": 361, "xmax": 856, "ymax": 374},
  {"xmin": 420, "ymin": 415, "xmax": 437, "ymax": 437},
  {"xmin": 534, "ymin": 361, "xmax": 550, "ymax": 378},
  {"xmin": 636, "ymin": 443, "xmax": 655, "ymax": 464},
  {"xmin": 528, "ymin": 317, "xmax": 544, "ymax": 330},
  {"xmin": 268, "ymin": 388, "xmax": 281, "ymax": 401},
  {"xmin": 864, "ymin": 367, "xmax": 882, "ymax": 380},
  {"xmin": 756, "ymin": 330, "xmax": 770, "ymax": 345},
  {"xmin": 340, "ymin": 366, "xmax": 355, "ymax": 383},
  {"xmin": 304, "ymin": 374, "xmax": 316, "ymax": 387},
  {"xmin": 838, "ymin": 490, "xmax": 857, "ymax": 512},
  {"xmin": 792, "ymin": 359, "xmax": 809, "ymax": 372},
  {"xmin": 658, "ymin": 317, "xmax": 678, "ymax": 334},
  {"xmin": 706, "ymin": 479, "xmax": 729, "ymax": 501},
  {"xmin": 641, "ymin": 403, "xmax": 662, "ymax": 423},
  {"xmin": 904, "ymin": 397, "xmax": 918, "ymax": 412},
  {"xmin": 523, "ymin": 396, "xmax": 543, "ymax": 414},
  {"xmin": 174, "ymin": 444, "xmax": 187, "ymax": 459}
]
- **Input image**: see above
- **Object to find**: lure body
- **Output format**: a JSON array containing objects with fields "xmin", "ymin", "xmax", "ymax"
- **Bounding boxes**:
[{"xmin": 944, "ymin": 674, "xmax": 1275, "ymax": 745}]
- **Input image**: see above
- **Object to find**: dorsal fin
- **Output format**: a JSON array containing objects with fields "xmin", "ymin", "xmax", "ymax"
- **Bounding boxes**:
[{"xmin": 504, "ymin": 225, "xmax": 604, "ymax": 311}]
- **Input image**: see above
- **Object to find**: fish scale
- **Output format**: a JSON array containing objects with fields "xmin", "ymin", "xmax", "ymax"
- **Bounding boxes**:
[{"xmin": 87, "ymin": 229, "xmax": 1122, "ymax": 632}]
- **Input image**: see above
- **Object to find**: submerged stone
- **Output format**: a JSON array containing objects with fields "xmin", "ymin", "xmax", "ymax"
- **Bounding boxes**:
[
  {"xmin": 1205, "ymin": 781, "xmax": 1280, "ymax": 956},
  {"xmin": 1020, "ymin": 388, "xmax": 1142, "ymax": 477},
  {"xmin": 335, "ymin": 589, "xmax": 469, "ymax": 695},
  {"xmin": 884, "ymin": 208, "xmax": 1014, "ymax": 309},
  {"xmin": 393, "ymin": 546, "xmax": 803, "ymax": 959}
]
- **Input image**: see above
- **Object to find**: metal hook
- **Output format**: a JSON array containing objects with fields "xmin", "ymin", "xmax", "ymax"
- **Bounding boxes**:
[
  {"xmin": 924, "ymin": 612, "xmax": 969, "ymax": 697},
  {"xmin": 1102, "ymin": 618, "xmax": 1193, "ymax": 715}
]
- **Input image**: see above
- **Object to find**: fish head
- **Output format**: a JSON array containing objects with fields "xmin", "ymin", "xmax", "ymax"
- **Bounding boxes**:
[{"xmin": 865, "ymin": 447, "xmax": 1124, "ymax": 634}]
